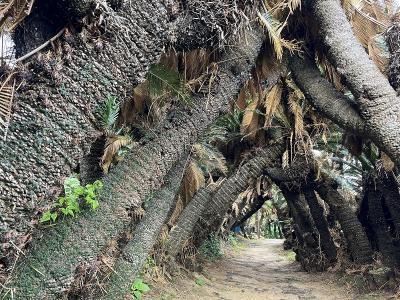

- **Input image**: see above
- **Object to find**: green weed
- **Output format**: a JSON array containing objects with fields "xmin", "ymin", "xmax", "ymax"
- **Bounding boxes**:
[
  {"xmin": 130, "ymin": 278, "xmax": 151, "ymax": 300},
  {"xmin": 40, "ymin": 176, "xmax": 103, "ymax": 223}
]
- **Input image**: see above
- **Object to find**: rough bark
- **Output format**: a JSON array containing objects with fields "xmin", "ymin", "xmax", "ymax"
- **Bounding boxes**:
[
  {"xmin": 312, "ymin": 0, "xmax": 400, "ymax": 165},
  {"xmin": 365, "ymin": 173, "xmax": 400, "ymax": 266},
  {"xmin": 280, "ymin": 187, "xmax": 317, "ymax": 249},
  {"xmin": 196, "ymin": 143, "xmax": 285, "ymax": 244},
  {"xmin": 280, "ymin": 186, "xmax": 325, "ymax": 271},
  {"xmin": 1, "ymin": 0, "xmax": 170, "ymax": 257},
  {"xmin": 315, "ymin": 179, "xmax": 373, "ymax": 264},
  {"xmin": 381, "ymin": 173, "xmax": 400, "ymax": 236},
  {"xmin": 101, "ymin": 158, "xmax": 188, "ymax": 299},
  {"xmin": 290, "ymin": 56, "xmax": 366, "ymax": 135},
  {"xmin": 5, "ymin": 26, "xmax": 264, "ymax": 298},
  {"xmin": 166, "ymin": 185, "xmax": 216, "ymax": 257},
  {"xmin": 386, "ymin": 23, "xmax": 400, "ymax": 93},
  {"xmin": 304, "ymin": 189, "xmax": 337, "ymax": 263}
]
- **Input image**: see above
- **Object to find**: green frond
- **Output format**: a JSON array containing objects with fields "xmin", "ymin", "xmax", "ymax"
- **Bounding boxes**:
[
  {"xmin": 148, "ymin": 64, "xmax": 191, "ymax": 105},
  {"xmin": 101, "ymin": 95, "xmax": 120, "ymax": 133}
]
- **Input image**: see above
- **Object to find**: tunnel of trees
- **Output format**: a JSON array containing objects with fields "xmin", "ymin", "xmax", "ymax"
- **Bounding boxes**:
[{"xmin": 0, "ymin": 0, "xmax": 400, "ymax": 298}]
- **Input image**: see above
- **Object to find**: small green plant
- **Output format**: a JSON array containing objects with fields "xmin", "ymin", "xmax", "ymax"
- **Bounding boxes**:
[
  {"xmin": 40, "ymin": 176, "xmax": 103, "ymax": 223},
  {"xmin": 130, "ymin": 278, "xmax": 150, "ymax": 300},
  {"xmin": 285, "ymin": 250, "xmax": 296, "ymax": 262},
  {"xmin": 195, "ymin": 277, "xmax": 206, "ymax": 286},
  {"xmin": 198, "ymin": 233, "xmax": 223, "ymax": 262}
]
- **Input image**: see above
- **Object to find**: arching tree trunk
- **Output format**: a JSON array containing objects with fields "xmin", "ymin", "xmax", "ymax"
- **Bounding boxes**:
[
  {"xmin": 315, "ymin": 179, "xmax": 373, "ymax": 264},
  {"xmin": 364, "ymin": 173, "xmax": 400, "ymax": 266},
  {"xmin": 231, "ymin": 195, "xmax": 269, "ymax": 230},
  {"xmin": 280, "ymin": 186, "xmax": 324, "ymax": 271},
  {"xmin": 304, "ymin": 189, "xmax": 337, "ymax": 263},
  {"xmin": 194, "ymin": 144, "xmax": 285, "ymax": 247},
  {"xmin": 101, "ymin": 158, "xmax": 188, "ymax": 299},
  {"xmin": 166, "ymin": 186, "xmax": 216, "ymax": 257},
  {"xmin": 167, "ymin": 143, "xmax": 285, "ymax": 256},
  {"xmin": 312, "ymin": 0, "xmax": 400, "ymax": 165},
  {"xmin": 290, "ymin": 56, "xmax": 365, "ymax": 135},
  {"xmin": 6, "ymin": 27, "xmax": 264, "ymax": 298},
  {"xmin": 1, "ymin": 0, "xmax": 171, "ymax": 260}
]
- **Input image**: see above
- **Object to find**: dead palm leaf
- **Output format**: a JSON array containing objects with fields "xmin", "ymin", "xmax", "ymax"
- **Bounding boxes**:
[
  {"xmin": 101, "ymin": 135, "xmax": 132, "ymax": 173},
  {"xmin": 240, "ymin": 100, "xmax": 260, "ymax": 139},
  {"xmin": 181, "ymin": 161, "xmax": 205, "ymax": 205},
  {"xmin": 0, "ymin": 0, "xmax": 35, "ymax": 31},
  {"xmin": 264, "ymin": 83, "xmax": 282, "ymax": 128},
  {"xmin": 0, "ymin": 73, "xmax": 15, "ymax": 140},
  {"xmin": 257, "ymin": 10, "xmax": 285, "ymax": 60}
]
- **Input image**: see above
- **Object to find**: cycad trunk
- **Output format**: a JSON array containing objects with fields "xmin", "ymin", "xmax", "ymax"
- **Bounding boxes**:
[
  {"xmin": 1, "ymin": 0, "xmax": 170, "ymax": 261},
  {"xmin": 166, "ymin": 186, "xmax": 216, "ymax": 257},
  {"xmin": 194, "ymin": 144, "xmax": 285, "ymax": 246},
  {"xmin": 168, "ymin": 143, "xmax": 285, "ymax": 256},
  {"xmin": 280, "ymin": 187, "xmax": 323, "ymax": 271},
  {"xmin": 315, "ymin": 180, "xmax": 373, "ymax": 264},
  {"xmin": 304, "ymin": 189, "xmax": 337, "ymax": 263},
  {"xmin": 231, "ymin": 195, "xmax": 268, "ymax": 230},
  {"xmin": 312, "ymin": 0, "xmax": 400, "ymax": 165},
  {"xmin": 101, "ymin": 158, "xmax": 188, "ymax": 299},
  {"xmin": 6, "ymin": 28, "xmax": 264, "ymax": 299},
  {"xmin": 364, "ymin": 174, "xmax": 400, "ymax": 266}
]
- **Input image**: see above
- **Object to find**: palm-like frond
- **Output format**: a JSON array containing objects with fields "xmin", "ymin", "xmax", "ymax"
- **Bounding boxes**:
[
  {"xmin": 193, "ymin": 143, "xmax": 228, "ymax": 176},
  {"xmin": 264, "ymin": 83, "xmax": 282, "ymax": 128},
  {"xmin": 257, "ymin": 10, "xmax": 285, "ymax": 60},
  {"xmin": 101, "ymin": 95, "xmax": 120, "ymax": 133},
  {"xmin": 0, "ymin": 0, "xmax": 35, "ymax": 31},
  {"xmin": 148, "ymin": 63, "xmax": 190, "ymax": 105}
]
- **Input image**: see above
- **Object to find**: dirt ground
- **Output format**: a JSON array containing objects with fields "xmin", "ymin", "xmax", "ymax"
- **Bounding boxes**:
[{"xmin": 146, "ymin": 239, "xmax": 396, "ymax": 300}]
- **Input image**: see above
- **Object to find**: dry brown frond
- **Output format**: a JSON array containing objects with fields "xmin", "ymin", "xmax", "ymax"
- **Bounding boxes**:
[
  {"xmin": 0, "ymin": 0, "xmax": 35, "ymax": 31},
  {"xmin": 240, "ymin": 100, "xmax": 260, "ymax": 139},
  {"xmin": 101, "ymin": 135, "xmax": 132, "ymax": 173},
  {"xmin": 181, "ymin": 161, "xmax": 205, "ymax": 205},
  {"xmin": 264, "ymin": 83, "xmax": 282, "ymax": 128},
  {"xmin": 288, "ymin": 92, "xmax": 304, "ymax": 140},
  {"xmin": 0, "ymin": 73, "xmax": 15, "ymax": 140},
  {"xmin": 381, "ymin": 152, "xmax": 394, "ymax": 171},
  {"xmin": 367, "ymin": 33, "xmax": 389, "ymax": 74}
]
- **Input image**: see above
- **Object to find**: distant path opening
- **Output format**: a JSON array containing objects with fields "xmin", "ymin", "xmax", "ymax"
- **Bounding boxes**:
[{"xmin": 148, "ymin": 239, "xmax": 381, "ymax": 299}]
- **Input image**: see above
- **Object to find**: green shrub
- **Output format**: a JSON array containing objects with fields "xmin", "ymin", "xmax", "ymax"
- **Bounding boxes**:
[
  {"xmin": 40, "ymin": 176, "xmax": 103, "ymax": 223},
  {"xmin": 130, "ymin": 278, "xmax": 150, "ymax": 299},
  {"xmin": 198, "ymin": 234, "xmax": 223, "ymax": 262}
]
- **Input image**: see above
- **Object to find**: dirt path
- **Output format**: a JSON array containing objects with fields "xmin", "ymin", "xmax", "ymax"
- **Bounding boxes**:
[{"xmin": 147, "ymin": 239, "xmax": 392, "ymax": 300}]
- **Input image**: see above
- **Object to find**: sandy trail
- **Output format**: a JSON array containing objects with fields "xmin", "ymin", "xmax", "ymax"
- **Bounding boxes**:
[{"xmin": 147, "ymin": 239, "xmax": 390, "ymax": 300}]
